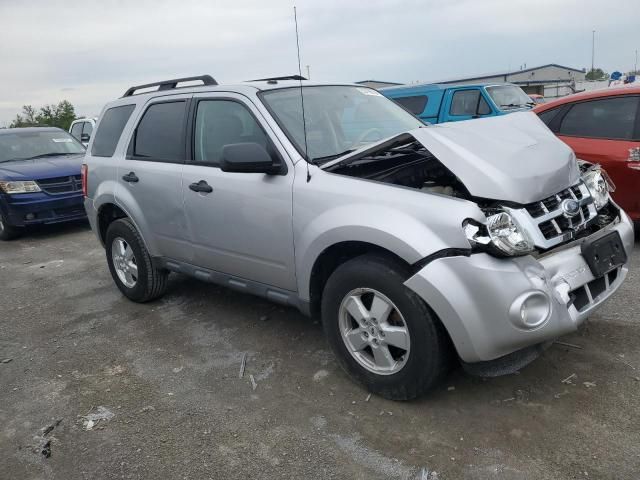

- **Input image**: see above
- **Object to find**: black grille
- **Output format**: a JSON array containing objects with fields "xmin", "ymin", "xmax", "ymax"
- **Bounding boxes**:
[
  {"xmin": 37, "ymin": 175, "xmax": 82, "ymax": 195},
  {"xmin": 570, "ymin": 268, "xmax": 620, "ymax": 312}
]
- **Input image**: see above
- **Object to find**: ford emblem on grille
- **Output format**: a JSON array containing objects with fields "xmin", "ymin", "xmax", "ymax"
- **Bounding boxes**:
[{"xmin": 561, "ymin": 199, "xmax": 580, "ymax": 218}]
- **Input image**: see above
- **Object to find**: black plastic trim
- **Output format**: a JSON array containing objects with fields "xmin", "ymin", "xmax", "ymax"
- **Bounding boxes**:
[
  {"xmin": 122, "ymin": 75, "xmax": 217, "ymax": 97},
  {"xmin": 411, "ymin": 247, "xmax": 472, "ymax": 274}
]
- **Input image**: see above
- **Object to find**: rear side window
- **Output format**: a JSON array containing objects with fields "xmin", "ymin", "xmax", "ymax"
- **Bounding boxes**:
[
  {"xmin": 70, "ymin": 122, "xmax": 83, "ymax": 140},
  {"xmin": 132, "ymin": 101, "xmax": 186, "ymax": 162},
  {"xmin": 559, "ymin": 96, "xmax": 639, "ymax": 140},
  {"xmin": 91, "ymin": 105, "xmax": 135, "ymax": 157},
  {"xmin": 392, "ymin": 95, "xmax": 428, "ymax": 115}
]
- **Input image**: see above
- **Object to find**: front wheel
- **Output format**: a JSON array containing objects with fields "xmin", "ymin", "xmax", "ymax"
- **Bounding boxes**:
[
  {"xmin": 0, "ymin": 211, "xmax": 20, "ymax": 241},
  {"xmin": 105, "ymin": 218, "xmax": 168, "ymax": 302},
  {"xmin": 321, "ymin": 254, "xmax": 451, "ymax": 400}
]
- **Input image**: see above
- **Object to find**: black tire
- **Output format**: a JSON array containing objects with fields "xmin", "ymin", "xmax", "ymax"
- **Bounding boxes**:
[
  {"xmin": 0, "ymin": 211, "xmax": 20, "ymax": 241},
  {"xmin": 321, "ymin": 254, "xmax": 451, "ymax": 400},
  {"xmin": 105, "ymin": 218, "xmax": 168, "ymax": 302}
]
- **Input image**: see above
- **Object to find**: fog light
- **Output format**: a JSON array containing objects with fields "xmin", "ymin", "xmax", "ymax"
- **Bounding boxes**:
[
  {"xmin": 510, "ymin": 291, "xmax": 551, "ymax": 329},
  {"xmin": 25, "ymin": 213, "xmax": 35, "ymax": 220}
]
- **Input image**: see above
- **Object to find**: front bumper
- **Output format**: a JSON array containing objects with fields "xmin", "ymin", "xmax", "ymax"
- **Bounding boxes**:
[
  {"xmin": 405, "ymin": 211, "xmax": 634, "ymax": 363},
  {"xmin": 0, "ymin": 192, "xmax": 86, "ymax": 227}
]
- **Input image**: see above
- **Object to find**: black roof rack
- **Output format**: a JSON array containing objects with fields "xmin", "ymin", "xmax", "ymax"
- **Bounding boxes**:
[
  {"xmin": 122, "ymin": 75, "xmax": 218, "ymax": 97},
  {"xmin": 248, "ymin": 75, "xmax": 307, "ymax": 83}
]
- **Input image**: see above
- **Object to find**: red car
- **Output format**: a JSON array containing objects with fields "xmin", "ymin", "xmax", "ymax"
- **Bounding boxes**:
[{"xmin": 534, "ymin": 86, "xmax": 640, "ymax": 222}]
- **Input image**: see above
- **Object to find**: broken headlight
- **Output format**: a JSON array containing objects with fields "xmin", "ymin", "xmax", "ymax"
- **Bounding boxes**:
[
  {"xmin": 582, "ymin": 166, "xmax": 614, "ymax": 210},
  {"xmin": 465, "ymin": 209, "xmax": 534, "ymax": 257}
]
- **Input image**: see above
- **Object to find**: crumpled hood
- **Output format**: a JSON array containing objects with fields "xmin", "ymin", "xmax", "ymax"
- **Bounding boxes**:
[
  {"xmin": 0, "ymin": 154, "xmax": 84, "ymax": 181},
  {"xmin": 411, "ymin": 112, "xmax": 579, "ymax": 204},
  {"xmin": 323, "ymin": 112, "xmax": 580, "ymax": 205}
]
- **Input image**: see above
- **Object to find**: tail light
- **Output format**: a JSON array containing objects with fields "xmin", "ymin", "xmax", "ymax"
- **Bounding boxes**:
[{"xmin": 81, "ymin": 164, "xmax": 88, "ymax": 197}]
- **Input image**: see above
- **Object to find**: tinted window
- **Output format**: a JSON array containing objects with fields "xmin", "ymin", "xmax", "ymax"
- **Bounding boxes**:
[
  {"xmin": 92, "ymin": 105, "xmax": 135, "ymax": 157},
  {"xmin": 82, "ymin": 121, "xmax": 93, "ymax": 136},
  {"xmin": 194, "ymin": 100, "xmax": 270, "ymax": 166},
  {"xmin": 450, "ymin": 90, "xmax": 480, "ymax": 116},
  {"xmin": 559, "ymin": 96, "xmax": 639, "ymax": 140},
  {"xmin": 70, "ymin": 122, "xmax": 83, "ymax": 140},
  {"xmin": 392, "ymin": 95, "xmax": 428, "ymax": 115},
  {"xmin": 537, "ymin": 108, "xmax": 560, "ymax": 127},
  {"xmin": 133, "ymin": 101, "xmax": 186, "ymax": 161}
]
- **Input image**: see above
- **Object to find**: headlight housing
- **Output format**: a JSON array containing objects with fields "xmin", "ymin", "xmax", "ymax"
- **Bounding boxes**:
[
  {"xmin": 0, "ymin": 180, "xmax": 41, "ymax": 194},
  {"xmin": 582, "ymin": 166, "xmax": 614, "ymax": 210},
  {"xmin": 465, "ymin": 210, "xmax": 534, "ymax": 257}
]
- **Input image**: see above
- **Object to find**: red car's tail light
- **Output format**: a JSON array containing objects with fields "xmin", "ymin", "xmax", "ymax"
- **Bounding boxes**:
[{"xmin": 81, "ymin": 164, "xmax": 88, "ymax": 197}]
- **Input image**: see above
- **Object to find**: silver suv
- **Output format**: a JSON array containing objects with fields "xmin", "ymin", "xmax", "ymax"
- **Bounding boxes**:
[{"xmin": 83, "ymin": 75, "xmax": 634, "ymax": 400}]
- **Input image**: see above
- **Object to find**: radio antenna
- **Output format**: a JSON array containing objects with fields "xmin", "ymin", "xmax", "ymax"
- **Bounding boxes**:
[{"xmin": 294, "ymin": 6, "xmax": 311, "ymax": 182}]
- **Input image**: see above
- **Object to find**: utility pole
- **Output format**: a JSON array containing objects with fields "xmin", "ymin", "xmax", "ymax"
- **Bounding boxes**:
[
  {"xmin": 591, "ymin": 30, "xmax": 595, "ymax": 74},
  {"xmin": 306, "ymin": 65, "xmax": 310, "ymax": 80},
  {"xmin": 635, "ymin": 49, "xmax": 638, "ymax": 73}
]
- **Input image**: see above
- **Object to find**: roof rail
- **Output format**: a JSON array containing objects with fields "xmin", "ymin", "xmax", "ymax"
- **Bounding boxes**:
[
  {"xmin": 248, "ymin": 75, "xmax": 307, "ymax": 83},
  {"xmin": 122, "ymin": 75, "xmax": 218, "ymax": 97}
]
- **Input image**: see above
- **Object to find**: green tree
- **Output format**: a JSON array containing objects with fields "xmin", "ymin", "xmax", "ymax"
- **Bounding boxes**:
[
  {"xmin": 586, "ymin": 68, "xmax": 609, "ymax": 81},
  {"xmin": 9, "ymin": 101, "xmax": 77, "ymax": 130}
]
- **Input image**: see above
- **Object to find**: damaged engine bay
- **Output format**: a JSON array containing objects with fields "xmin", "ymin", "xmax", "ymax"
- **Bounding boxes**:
[{"xmin": 324, "ymin": 134, "xmax": 471, "ymax": 199}]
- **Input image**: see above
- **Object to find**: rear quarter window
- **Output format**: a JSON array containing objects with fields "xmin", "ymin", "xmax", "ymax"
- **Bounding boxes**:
[{"xmin": 91, "ymin": 105, "xmax": 136, "ymax": 157}]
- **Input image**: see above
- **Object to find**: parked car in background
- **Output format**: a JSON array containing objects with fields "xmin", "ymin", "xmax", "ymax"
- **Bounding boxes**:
[
  {"xmin": 381, "ymin": 83, "xmax": 534, "ymax": 123},
  {"xmin": 0, "ymin": 127, "xmax": 86, "ymax": 240},
  {"xmin": 69, "ymin": 117, "xmax": 98, "ymax": 147},
  {"xmin": 529, "ymin": 94, "xmax": 545, "ymax": 105},
  {"xmin": 534, "ymin": 86, "xmax": 640, "ymax": 223},
  {"xmin": 83, "ymin": 75, "xmax": 633, "ymax": 400}
]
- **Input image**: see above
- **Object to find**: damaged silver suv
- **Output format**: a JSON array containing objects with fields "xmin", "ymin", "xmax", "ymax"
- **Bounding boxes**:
[{"xmin": 83, "ymin": 75, "xmax": 634, "ymax": 400}]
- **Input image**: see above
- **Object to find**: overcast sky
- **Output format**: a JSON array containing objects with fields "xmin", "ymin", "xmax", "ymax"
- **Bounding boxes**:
[{"xmin": 0, "ymin": 0, "xmax": 637, "ymax": 126}]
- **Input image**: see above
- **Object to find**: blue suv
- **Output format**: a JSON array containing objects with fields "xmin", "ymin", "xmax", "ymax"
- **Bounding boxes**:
[{"xmin": 0, "ymin": 127, "xmax": 87, "ymax": 240}]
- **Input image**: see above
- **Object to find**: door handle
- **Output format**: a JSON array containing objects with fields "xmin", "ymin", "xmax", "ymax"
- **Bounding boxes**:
[
  {"xmin": 189, "ymin": 180, "xmax": 213, "ymax": 193},
  {"xmin": 122, "ymin": 172, "xmax": 139, "ymax": 183}
]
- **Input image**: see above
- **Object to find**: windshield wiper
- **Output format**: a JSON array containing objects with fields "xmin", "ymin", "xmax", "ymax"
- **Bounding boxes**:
[
  {"xmin": 25, "ymin": 152, "xmax": 76, "ymax": 160},
  {"xmin": 311, "ymin": 149, "xmax": 355, "ymax": 165},
  {"xmin": 500, "ymin": 103, "xmax": 527, "ymax": 108}
]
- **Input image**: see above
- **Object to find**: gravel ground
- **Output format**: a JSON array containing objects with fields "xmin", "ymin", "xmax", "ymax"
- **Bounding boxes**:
[{"xmin": 1, "ymin": 221, "xmax": 639, "ymax": 480}]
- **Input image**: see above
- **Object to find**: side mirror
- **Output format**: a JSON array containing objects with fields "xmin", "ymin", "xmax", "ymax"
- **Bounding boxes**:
[
  {"xmin": 220, "ymin": 143, "xmax": 280, "ymax": 174},
  {"xmin": 80, "ymin": 133, "xmax": 90, "ymax": 143}
]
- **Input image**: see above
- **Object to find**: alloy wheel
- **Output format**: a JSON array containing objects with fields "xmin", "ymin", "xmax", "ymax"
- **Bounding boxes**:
[{"xmin": 111, "ymin": 237, "xmax": 138, "ymax": 288}]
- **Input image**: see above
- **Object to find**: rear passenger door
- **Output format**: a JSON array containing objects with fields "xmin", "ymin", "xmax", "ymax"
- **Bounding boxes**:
[
  {"xmin": 444, "ymin": 88, "xmax": 493, "ymax": 122},
  {"xmin": 117, "ymin": 95, "xmax": 193, "ymax": 263},
  {"xmin": 182, "ymin": 93, "xmax": 296, "ymax": 291}
]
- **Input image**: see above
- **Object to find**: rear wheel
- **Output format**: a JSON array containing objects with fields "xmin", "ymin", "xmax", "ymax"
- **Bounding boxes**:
[
  {"xmin": 321, "ymin": 254, "xmax": 451, "ymax": 400},
  {"xmin": 0, "ymin": 212, "xmax": 20, "ymax": 241},
  {"xmin": 105, "ymin": 218, "xmax": 168, "ymax": 302}
]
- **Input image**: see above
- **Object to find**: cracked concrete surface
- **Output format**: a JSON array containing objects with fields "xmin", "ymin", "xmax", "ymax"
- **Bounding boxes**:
[{"xmin": 1, "ymin": 222, "xmax": 639, "ymax": 479}]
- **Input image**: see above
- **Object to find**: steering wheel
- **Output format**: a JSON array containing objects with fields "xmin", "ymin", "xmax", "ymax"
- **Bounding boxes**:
[{"xmin": 353, "ymin": 128, "xmax": 384, "ymax": 146}]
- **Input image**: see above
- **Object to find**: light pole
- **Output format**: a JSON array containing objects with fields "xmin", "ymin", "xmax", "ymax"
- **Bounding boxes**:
[{"xmin": 591, "ymin": 30, "xmax": 595, "ymax": 75}]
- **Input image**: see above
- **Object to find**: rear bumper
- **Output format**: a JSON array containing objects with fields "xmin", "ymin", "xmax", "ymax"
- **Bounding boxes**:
[
  {"xmin": 0, "ymin": 192, "xmax": 86, "ymax": 227},
  {"xmin": 405, "ymin": 211, "xmax": 634, "ymax": 363}
]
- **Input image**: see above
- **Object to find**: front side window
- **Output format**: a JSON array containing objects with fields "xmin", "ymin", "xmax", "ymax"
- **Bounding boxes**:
[
  {"xmin": 392, "ymin": 95, "xmax": 428, "ymax": 115},
  {"xmin": 260, "ymin": 86, "xmax": 423, "ymax": 163},
  {"xmin": 92, "ymin": 105, "xmax": 135, "ymax": 157},
  {"xmin": 194, "ymin": 100, "xmax": 270, "ymax": 166},
  {"xmin": 450, "ymin": 90, "xmax": 481, "ymax": 116},
  {"xmin": 82, "ymin": 121, "xmax": 93, "ymax": 136},
  {"xmin": 0, "ymin": 130, "xmax": 85, "ymax": 163},
  {"xmin": 559, "ymin": 96, "xmax": 639, "ymax": 140},
  {"xmin": 70, "ymin": 122, "xmax": 83, "ymax": 140},
  {"xmin": 133, "ymin": 101, "xmax": 186, "ymax": 161},
  {"xmin": 486, "ymin": 85, "xmax": 533, "ymax": 111}
]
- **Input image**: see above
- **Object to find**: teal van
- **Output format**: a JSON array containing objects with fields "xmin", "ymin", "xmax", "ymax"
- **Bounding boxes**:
[{"xmin": 380, "ymin": 83, "xmax": 534, "ymax": 124}]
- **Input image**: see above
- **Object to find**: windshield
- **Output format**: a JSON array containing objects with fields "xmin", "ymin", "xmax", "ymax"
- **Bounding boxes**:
[
  {"xmin": 0, "ymin": 130, "xmax": 85, "ymax": 163},
  {"xmin": 486, "ymin": 85, "xmax": 534, "ymax": 110},
  {"xmin": 260, "ymin": 85, "xmax": 424, "ymax": 163}
]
